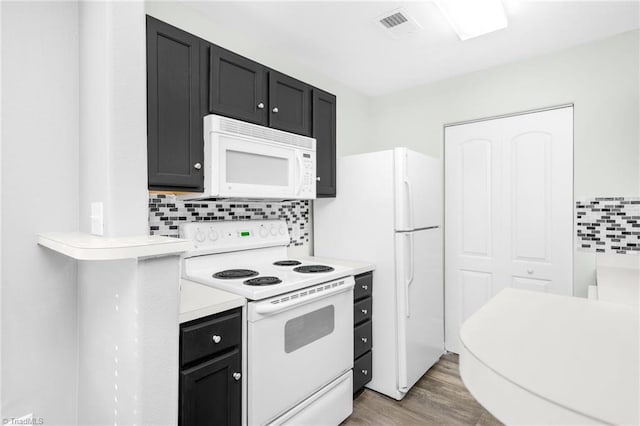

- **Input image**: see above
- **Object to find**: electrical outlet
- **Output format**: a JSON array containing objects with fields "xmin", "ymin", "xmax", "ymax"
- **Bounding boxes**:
[{"xmin": 90, "ymin": 202, "xmax": 104, "ymax": 236}]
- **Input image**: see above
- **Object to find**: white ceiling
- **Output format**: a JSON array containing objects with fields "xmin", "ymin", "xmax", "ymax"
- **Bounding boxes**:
[{"xmin": 186, "ymin": 1, "xmax": 639, "ymax": 96}]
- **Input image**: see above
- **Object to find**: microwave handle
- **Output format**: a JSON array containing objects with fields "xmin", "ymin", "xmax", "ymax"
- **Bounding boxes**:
[{"xmin": 295, "ymin": 153, "xmax": 304, "ymax": 195}]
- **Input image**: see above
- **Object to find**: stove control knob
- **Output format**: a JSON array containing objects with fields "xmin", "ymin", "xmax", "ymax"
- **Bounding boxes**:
[
  {"xmin": 195, "ymin": 230, "xmax": 206, "ymax": 243},
  {"xmin": 208, "ymin": 230, "xmax": 218, "ymax": 241},
  {"xmin": 270, "ymin": 225, "xmax": 278, "ymax": 236},
  {"xmin": 279, "ymin": 224, "xmax": 286, "ymax": 236},
  {"xmin": 259, "ymin": 226, "xmax": 268, "ymax": 238}
]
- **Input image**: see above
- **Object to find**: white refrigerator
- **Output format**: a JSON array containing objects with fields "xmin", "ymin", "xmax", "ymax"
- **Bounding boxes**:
[{"xmin": 314, "ymin": 147, "xmax": 443, "ymax": 400}]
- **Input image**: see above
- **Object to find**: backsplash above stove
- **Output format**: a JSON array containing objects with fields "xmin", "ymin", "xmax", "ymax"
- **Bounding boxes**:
[{"xmin": 148, "ymin": 194, "xmax": 310, "ymax": 246}]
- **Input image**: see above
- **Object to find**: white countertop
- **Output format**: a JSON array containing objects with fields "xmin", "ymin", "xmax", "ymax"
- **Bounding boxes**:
[
  {"xmin": 180, "ymin": 279, "xmax": 245, "ymax": 324},
  {"xmin": 37, "ymin": 232, "xmax": 191, "ymax": 260},
  {"xmin": 460, "ymin": 288, "xmax": 639, "ymax": 425}
]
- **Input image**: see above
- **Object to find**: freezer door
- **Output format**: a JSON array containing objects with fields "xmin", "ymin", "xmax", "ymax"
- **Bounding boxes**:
[
  {"xmin": 394, "ymin": 147, "xmax": 442, "ymax": 231},
  {"xmin": 395, "ymin": 228, "xmax": 444, "ymax": 394}
]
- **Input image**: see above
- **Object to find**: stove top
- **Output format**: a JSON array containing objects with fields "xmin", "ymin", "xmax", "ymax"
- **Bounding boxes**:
[{"xmin": 181, "ymin": 220, "xmax": 353, "ymax": 300}]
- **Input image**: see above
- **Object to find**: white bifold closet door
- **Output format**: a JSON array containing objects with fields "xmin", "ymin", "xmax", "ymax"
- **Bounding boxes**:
[{"xmin": 444, "ymin": 106, "xmax": 573, "ymax": 354}]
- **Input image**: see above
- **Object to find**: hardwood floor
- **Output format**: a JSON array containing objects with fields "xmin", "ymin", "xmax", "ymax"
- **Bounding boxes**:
[{"xmin": 342, "ymin": 353, "xmax": 502, "ymax": 426}]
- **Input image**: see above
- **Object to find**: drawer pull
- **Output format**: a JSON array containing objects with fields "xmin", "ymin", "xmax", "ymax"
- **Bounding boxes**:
[
  {"xmin": 361, "ymin": 337, "xmax": 368, "ymax": 343},
  {"xmin": 362, "ymin": 285, "xmax": 368, "ymax": 291},
  {"xmin": 212, "ymin": 335, "xmax": 222, "ymax": 344},
  {"xmin": 361, "ymin": 369, "xmax": 368, "ymax": 376},
  {"xmin": 361, "ymin": 309, "xmax": 368, "ymax": 315}
]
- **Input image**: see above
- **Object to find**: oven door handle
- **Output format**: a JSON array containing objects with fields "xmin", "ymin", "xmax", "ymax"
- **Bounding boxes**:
[{"xmin": 254, "ymin": 280, "xmax": 354, "ymax": 316}]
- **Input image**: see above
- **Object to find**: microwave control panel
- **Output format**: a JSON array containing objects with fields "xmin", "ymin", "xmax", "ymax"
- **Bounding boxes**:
[{"xmin": 301, "ymin": 153, "xmax": 316, "ymax": 195}]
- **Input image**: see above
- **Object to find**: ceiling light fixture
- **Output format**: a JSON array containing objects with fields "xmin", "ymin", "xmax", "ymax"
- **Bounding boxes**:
[{"xmin": 433, "ymin": 0, "xmax": 508, "ymax": 41}]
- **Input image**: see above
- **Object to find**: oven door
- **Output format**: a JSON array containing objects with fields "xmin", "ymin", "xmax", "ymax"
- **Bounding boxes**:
[
  {"xmin": 207, "ymin": 132, "xmax": 301, "ymax": 199},
  {"xmin": 247, "ymin": 277, "xmax": 355, "ymax": 425}
]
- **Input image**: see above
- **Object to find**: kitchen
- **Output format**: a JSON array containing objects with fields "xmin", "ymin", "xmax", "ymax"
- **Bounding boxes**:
[{"xmin": 1, "ymin": 1, "xmax": 639, "ymax": 425}]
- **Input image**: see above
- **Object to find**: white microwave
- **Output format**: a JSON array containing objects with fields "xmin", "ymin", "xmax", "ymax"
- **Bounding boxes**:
[{"xmin": 195, "ymin": 114, "xmax": 316, "ymax": 200}]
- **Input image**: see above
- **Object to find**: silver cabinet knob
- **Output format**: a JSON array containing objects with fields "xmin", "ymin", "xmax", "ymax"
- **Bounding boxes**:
[
  {"xmin": 194, "ymin": 163, "xmax": 202, "ymax": 170},
  {"xmin": 233, "ymin": 372, "xmax": 241, "ymax": 381},
  {"xmin": 361, "ymin": 309, "xmax": 368, "ymax": 315},
  {"xmin": 527, "ymin": 269, "xmax": 534, "ymax": 275},
  {"xmin": 316, "ymin": 176, "xmax": 321, "ymax": 181},
  {"xmin": 361, "ymin": 369, "xmax": 368, "ymax": 376},
  {"xmin": 362, "ymin": 285, "xmax": 368, "ymax": 291},
  {"xmin": 272, "ymin": 107, "xmax": 279, "ymax": 113},
  {"xmin": 212, "ymin": 335, "xmax": 221, "ymax": 344},
  {"xmin": 361, "ymin": 337, "xmax": 368, "ymax": 343},
  {"xmin": 257, "ymin": 102, "xmax": 265, "ymax": 109}
]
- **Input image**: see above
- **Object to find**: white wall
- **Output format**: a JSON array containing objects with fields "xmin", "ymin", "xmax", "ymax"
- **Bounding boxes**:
[
  {"xmin": 1, "ymin": 2, "xmax": 79, "ymax": 423},
  {"xmin": 364, "ymin": 30, "xmax": 640, "ymax": 297},
  {"xmin": 79, "ymin": 1, "xmax": 148, "ymax": 237}
]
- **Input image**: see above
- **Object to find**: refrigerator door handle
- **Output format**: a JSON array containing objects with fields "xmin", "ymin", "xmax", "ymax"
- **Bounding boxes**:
[
  {"xmin": 405, "ymin": 232, "xmax": 415, "ymax": 318},
  {"xmin": 404, "ymin": 177, "xmax": 414, "ymax": 230}
]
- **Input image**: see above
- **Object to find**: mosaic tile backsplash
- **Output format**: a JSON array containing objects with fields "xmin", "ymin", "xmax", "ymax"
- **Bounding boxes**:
[
  {"xmin": 149, "ymin": 194, "xmax": 310, "ymax": 246},
  {"xmin": 576, "ymin": 197, "xmax": 640, "ymax": 255}
]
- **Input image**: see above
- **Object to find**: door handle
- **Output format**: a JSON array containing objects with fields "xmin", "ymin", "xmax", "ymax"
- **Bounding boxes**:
[
  {"xmin": 405, "ymin": 232, "xmax": 414, "ymax": 318},
  {"xmin": 404, "ymin": 177, "xmax": 414, "ymax": 229}
]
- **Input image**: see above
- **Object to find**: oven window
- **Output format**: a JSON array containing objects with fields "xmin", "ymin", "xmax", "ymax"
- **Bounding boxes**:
[
  {"xmin": 284, "ymin": 305, "xmax": 335, "ymax": 353},
  {"xmin": 226, "ymin": 150, "xmax": 289, "ymax": 186}
]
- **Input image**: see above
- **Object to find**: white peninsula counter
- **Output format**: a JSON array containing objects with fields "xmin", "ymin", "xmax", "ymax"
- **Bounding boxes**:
[{"xmin": 460, "ymin": 288, "xmax": 639, "ymax": 425}]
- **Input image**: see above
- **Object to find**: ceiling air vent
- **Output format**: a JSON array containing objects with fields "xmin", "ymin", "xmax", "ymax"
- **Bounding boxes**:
[{"xmin": 375, "ymin": 8, "xmax": 422, "ymax": 39}]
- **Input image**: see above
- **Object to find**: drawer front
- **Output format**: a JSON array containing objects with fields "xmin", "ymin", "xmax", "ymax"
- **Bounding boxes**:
[
  {"xmin": 181, "ymin": 308, "xmax": 242, "ymax": 367},
  {"xmin": 353, "ymin": 273, "xmax": 372, "ymax": 301},
  {"xmin": 353, "ymin": 351, "xmax": 372, "ymax": 394},
  {"xmin": 353, "ymin": 297, "xmax": 372, "ymax": 326},
  {"xmin": 354, "ymin": 320, "xmax": 372, "ymax": 359}
]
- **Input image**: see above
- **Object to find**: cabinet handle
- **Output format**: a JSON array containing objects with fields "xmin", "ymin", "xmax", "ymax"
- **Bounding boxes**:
[
  {"xmin": 233, "ymin": 372, "xmax": 241, "ymax": 381},
  {"xmin": 361, "ymin": 369, "xmax": 368, "ymax": 376},
  {"xmin": 527, "ymin": 269, "xmax": 534, "ymax": 275},
  {"xmin": 272, "ymin": 107, "xmax": 279, "ymax": 113},
  {"xmin": 257, "ymin": 102, "xmax": 265, "ymax": 109},
  {"xmin": 361, "ymin": 337, "xmax": 368, "ymax": 343},
  {"xmin": 361, "ymin": 309, "xmax": 368, "ymax": 315},
  {"xmin": 193, "ymin": 163, "xmax": 202, "ymax": 170},
  {"xmin": 316, "ymin": 176, "xmax": 321, "ymax": 181},
  {"xmin": 362, "ymin": 285, "xmax": 368, "ymax": 291},
  {"xmin": 212, "ymin": 335, "xmax": 222, "ymax": 344}
]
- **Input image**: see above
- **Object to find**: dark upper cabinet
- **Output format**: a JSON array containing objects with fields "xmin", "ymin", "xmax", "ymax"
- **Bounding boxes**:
[
  {"xmin": 146, "ymin": 16, "xmax": 203, "ymax": 191},
  {"xmin": 205, "ymin": 44, "xmax": 268, "ymax": 126},
  {"xmin": 268, "ymin": 71, "xmax": 311, "ymax": 136},
  {"xmin": 312, "ymin": 89, "xmax": 337, "ymax": 198},
  {"xmin": 180, "ymin": 348, "xmax": 241, "ymax": 426}
]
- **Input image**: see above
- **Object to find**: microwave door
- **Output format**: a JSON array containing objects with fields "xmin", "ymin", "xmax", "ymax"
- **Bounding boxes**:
[{"xmin": 216, "ymin": 135, "xmax": 296, "ymax": 198}]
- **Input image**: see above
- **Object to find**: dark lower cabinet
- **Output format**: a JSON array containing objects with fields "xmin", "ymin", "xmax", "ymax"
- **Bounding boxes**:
[
  {"xmin": 312, "ymin": 89, "xmax": 337, "ymax": 197},
  {"xmin": 269, "ymin": 71, "xmax": 311, "ymax": 136},
  {"xmin": 353, "ymin": 271, "xmax": 373, "ymax": 395},
  {"xmin": 180, "ymin": 308, "xmax": 242, "ymax": 426},
  {"xmin": 180, "ymin": 348, "xmax": 241, "ymax": 426},
  {"xmin": 146, "ymin": 16, "xmax": 203, "ymax": 191},
  {"xmin": 205, "ymin": 43, "xmax": 268, "ymax": 126}
]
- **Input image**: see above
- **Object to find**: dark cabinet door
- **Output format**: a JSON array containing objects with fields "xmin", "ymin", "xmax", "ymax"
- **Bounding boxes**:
[
  {"xmin": 146, "ymin": 16, "xmax": 203, "ymax": 191},
  {"xmin": 269, "ymin": 71, "xmax": 311, "ymax": 136},
  {"xmin": 312, "ymin": 89, "xmax": 337, "ymax": 197},
  {"xmin": 180, "ymin": 348, "xmax": 241, "ymax": 426},
  {"xmin": 206, "ymin": 44, "xmax": 268, "ymax": 126}
]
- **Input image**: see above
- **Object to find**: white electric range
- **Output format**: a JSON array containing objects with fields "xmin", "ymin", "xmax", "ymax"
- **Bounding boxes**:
[{"xmin": 180, "ymin": 219, "xmax": 354, "ymax": 426}]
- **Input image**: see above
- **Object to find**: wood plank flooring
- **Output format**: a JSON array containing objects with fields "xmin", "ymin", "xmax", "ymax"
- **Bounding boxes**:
[{"xmin": 342, "ymin": 353, "xmax": 502, "ymax": 426}]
